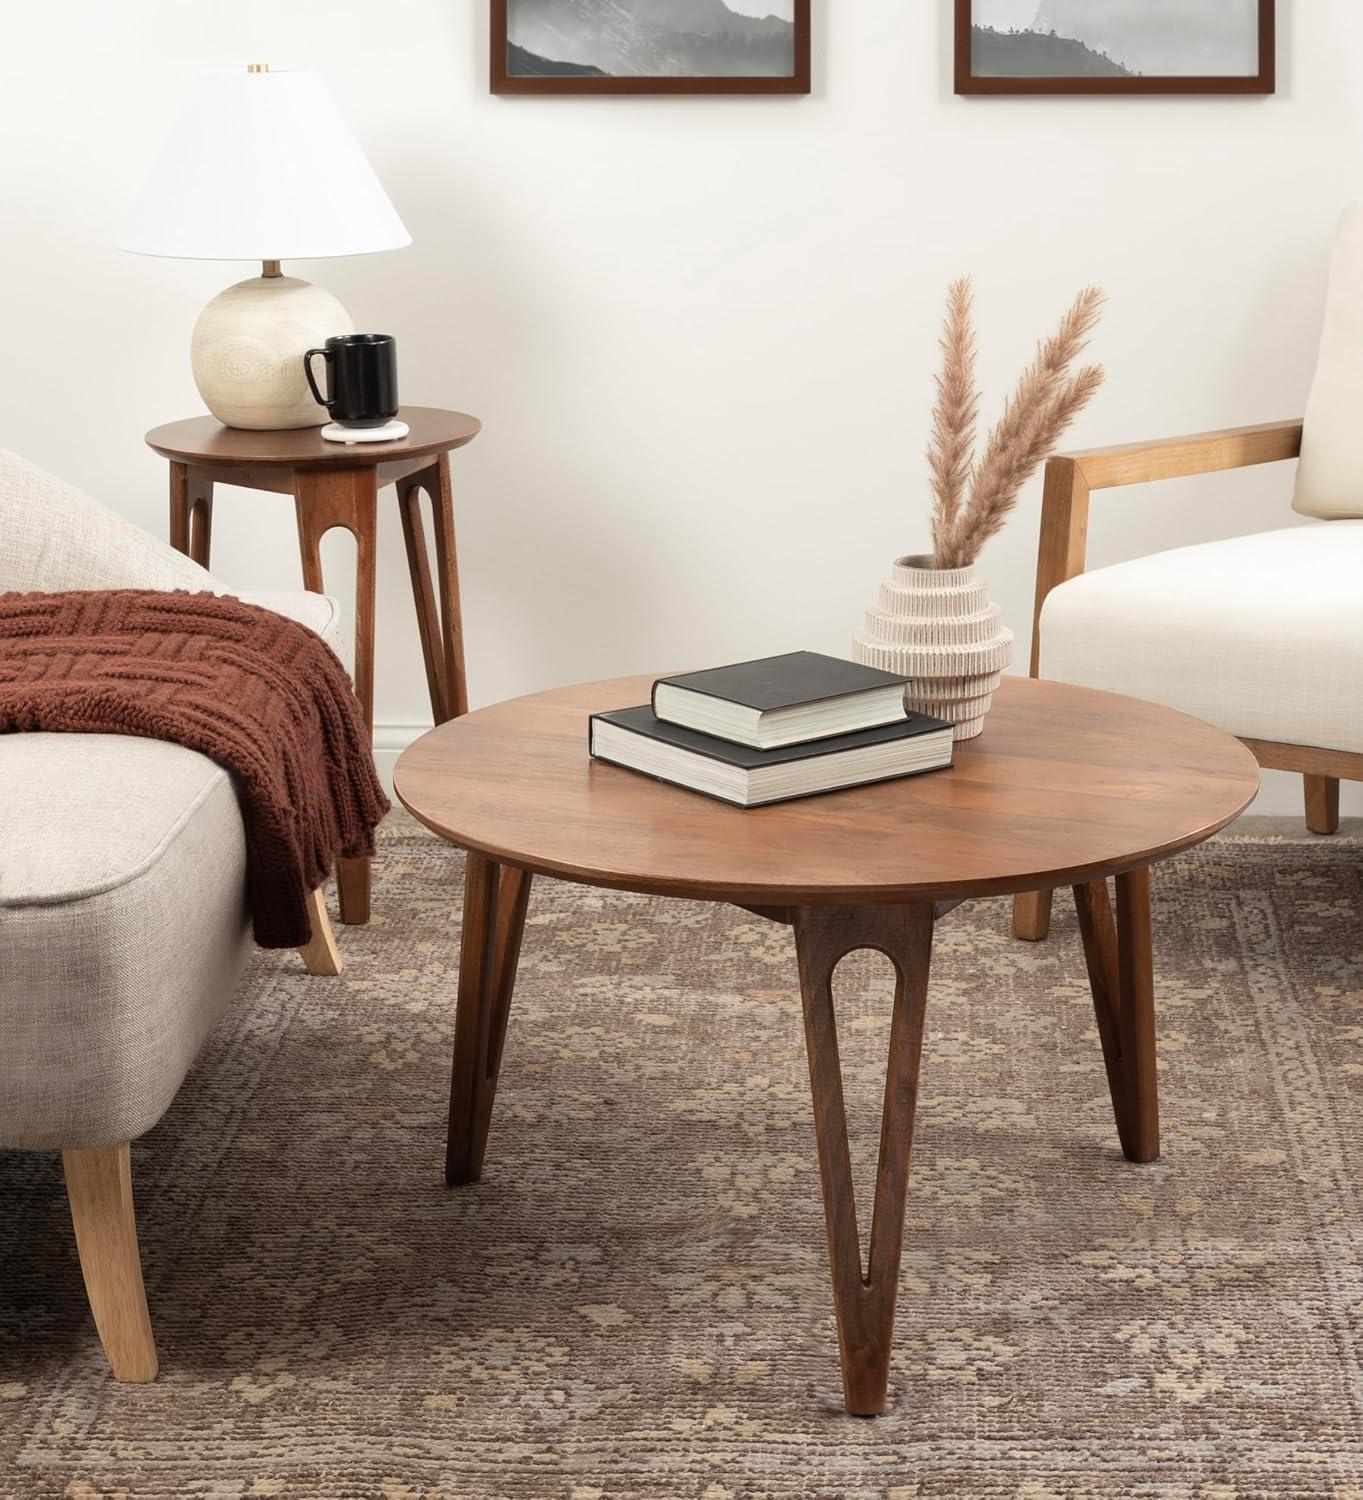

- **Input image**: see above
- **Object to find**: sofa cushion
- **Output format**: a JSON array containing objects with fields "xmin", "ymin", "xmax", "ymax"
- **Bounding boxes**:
[
  {"xmin": 0, "ymin": 735, "xmax": 252, "ymax": 1149},
  {"xmin": 1295, "ymin": 203, "xmax": 1363, "ymax": 521},
  {"xmin": 1040, "ymin": 523, "xmax": 1363, "ymax": 755},
  {"xmin": 0, "ymin": 446, "xmax": 216, "ymax": 594}
]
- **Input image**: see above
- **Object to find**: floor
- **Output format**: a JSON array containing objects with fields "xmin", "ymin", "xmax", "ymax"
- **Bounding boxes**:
[{"xmin": 1, "ymin": 822, "xmax": 1361, "ymax": 1497}]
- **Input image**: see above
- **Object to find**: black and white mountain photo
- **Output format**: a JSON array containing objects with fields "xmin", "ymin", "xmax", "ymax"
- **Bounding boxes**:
[
  {"xmin": 970, "ymin": 0, "xmax": 1261, "ymax": 79},
  {"xmin": 506, "ymin": 0, "xmax": 798, "ymax": 79}
]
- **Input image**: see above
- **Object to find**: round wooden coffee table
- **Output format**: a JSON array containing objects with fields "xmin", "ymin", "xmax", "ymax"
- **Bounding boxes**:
[{"xmin": 395, "ymin": 674, "xmax": 1258, "ymax": 1416}]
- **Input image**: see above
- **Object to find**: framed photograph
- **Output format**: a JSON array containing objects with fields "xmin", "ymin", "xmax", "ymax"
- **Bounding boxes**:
[
  {"xmin": 955, "ymin": 0, "xmax": 1275, "ymax": 95},
  {"xmin": 491, "ymin": 0, "xmax": 812, "ymax": 96}
]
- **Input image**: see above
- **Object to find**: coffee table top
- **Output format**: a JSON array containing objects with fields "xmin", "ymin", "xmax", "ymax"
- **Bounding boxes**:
[{"xmin": 394, "ymin": 675, "xmax": 1259, "ymax": 905}]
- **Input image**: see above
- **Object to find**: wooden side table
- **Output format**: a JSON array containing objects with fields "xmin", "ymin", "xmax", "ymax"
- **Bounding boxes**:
[{"xmin": 147, "ymin": 406, "xmax": 482, "ymax": 924}]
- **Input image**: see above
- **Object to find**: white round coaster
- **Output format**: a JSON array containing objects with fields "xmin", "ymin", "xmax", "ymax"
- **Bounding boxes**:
[{"xmin": 321, "ymin": 418, "xmax": 410, "ymax": 445}]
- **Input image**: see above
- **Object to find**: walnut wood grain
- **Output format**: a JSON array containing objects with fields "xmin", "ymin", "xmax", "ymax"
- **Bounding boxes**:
[
  {"xmin": 169, "ymin": 463, "xmax": 214, "ymax": 569},
  {"xmin": 147, "ymin": 407, "xmax": 481, "ymax": 471},
  {"xmin": 397, "ymin": 455, "xmax": 468, "ymax": 724},
  {"xmin": 155, "ymin": 408, "xmax": 483, "ymax": 928},
  {"xmin": 1073, "ymin": 877, "xmax": 1158, "ymax": 1160},
  {"xmin": 395, "ymin": 676, "xmax": 1258, "ymax": 907},
  {"xmin": 446, "ymin": 853, "xmax": 533, "ymax": 1186},
  {"xmin": 796, "ymin": 901, "xmax": 933, "ymax": 1415},
  {"xmin": 404, "ymin": 673, "xmax": 1252, "ymax": 1415},
  {"xmin": 295, "ymin": 466, "xmax": 378, "ymax": 924}
]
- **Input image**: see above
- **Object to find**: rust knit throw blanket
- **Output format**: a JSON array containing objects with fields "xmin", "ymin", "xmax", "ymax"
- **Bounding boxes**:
[{"xmin": 0, "ymin": 589, "xmax": 390, "ymax": 947}]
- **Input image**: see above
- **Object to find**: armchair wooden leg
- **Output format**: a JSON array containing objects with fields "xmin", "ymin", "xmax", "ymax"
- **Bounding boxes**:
[
  {"xmin": 1305, "ymin": 774, "xmax": 1340, "ymax": 835},
  {"xmin": 298, "ymin": 887, "xmax": 343, "ymax": 976},
  {"xmin": 63, "ymin": 1143, "xmax": 158, "ymax": 1382},
  {"xmin": 1012, "ymin": 889, "xmax": 1053, "ymax": 941}
]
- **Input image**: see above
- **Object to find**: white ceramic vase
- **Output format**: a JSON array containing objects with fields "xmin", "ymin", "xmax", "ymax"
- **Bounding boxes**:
[{"xmin": 853, "ymin": 554, "xmax": 1015, "ymax": 740}]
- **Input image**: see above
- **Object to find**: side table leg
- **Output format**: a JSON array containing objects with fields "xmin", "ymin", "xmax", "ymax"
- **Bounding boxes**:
[
  {"xmin": 446, "ymin": 854, "xmax": 532, "ymax": 1186},
  {"xmin": 295, "ymin": 467, "xmax": 379, "ymax": 925},
  {"xmin": 1073, "ymin": 869, "xmax": 1159, "ymax": 1163},
  {"xmin": 794, "ymin": 902, "xmax": 933, "ymax": 1416},
  {"xmin": 396, "ymin": 455, "xmax": 468, "ymax": 724},
  {"xmin": 169, "ymin": 463, "xmax": 214, "ymax": 568}
]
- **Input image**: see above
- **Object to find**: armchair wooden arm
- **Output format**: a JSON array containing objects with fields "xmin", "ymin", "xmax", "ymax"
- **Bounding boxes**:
[
  {"xmin": 1014, "ymin": 419, "xmax": 1304, "ymax": 944},
  {"xmin": 1028, "ymin": 419, "xmax": 1303, "ymax": 673}
]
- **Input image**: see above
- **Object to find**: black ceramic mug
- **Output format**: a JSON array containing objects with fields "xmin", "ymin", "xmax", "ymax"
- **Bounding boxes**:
[{"xmin": 304, "ymin": 333, "xmax": 399, "ymax": 427}]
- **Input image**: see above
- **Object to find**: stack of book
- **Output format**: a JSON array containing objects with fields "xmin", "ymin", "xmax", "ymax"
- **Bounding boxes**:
[{"xmin": 588, "ymin": 651, "xmax": 954, "ymax": 808}]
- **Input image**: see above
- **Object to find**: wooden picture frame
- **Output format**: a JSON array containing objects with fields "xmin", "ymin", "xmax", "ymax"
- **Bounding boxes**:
[
  {"xmin": 954, "ymin": 0, "xmax": 1275, "ymax": 96},
  {"xmin": 491, "ymin": 0, "xmax": 811, "ymax": 96}
]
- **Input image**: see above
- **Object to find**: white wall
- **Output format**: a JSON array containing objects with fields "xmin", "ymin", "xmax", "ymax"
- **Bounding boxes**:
[{"xmin": 2, "ymin": 0, "xmax": 1359, "ymax": 814}]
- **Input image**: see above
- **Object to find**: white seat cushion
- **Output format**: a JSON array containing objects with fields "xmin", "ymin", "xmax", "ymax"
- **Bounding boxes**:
[
  {"xmin": 0, "ymin": 736, "xmax": 251, "ymax": 1149},
  {"xmin": 1040, "ymin": 523, "xmax": 1363, "ymax": 755}
]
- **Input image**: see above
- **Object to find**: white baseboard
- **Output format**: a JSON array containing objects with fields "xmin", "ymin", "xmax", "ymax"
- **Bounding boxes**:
[{"xmin": 372, "ymin": 721, "xmax": 431, "ymax": 797}]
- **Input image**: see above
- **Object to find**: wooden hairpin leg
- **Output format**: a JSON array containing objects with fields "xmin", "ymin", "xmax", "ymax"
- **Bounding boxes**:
[
  {"xmin": 63, "ymin": 1143, "xmax": 158, "ymax": 1382},
  {"xmin": 168, "ymin": 463, "xmax": 214, "ymax": 569},
  {"xmin": 794, "ymin": 901, "xmax": 933, "ymax": 1416},
  {"xmin": 295, "ymin": 466, "xmax": 379, "ymax": 925},
  {"xmin": 1073, "ymin": 869, "xmax": 1159, "ymax": 1162},
  {"xmin": 297, "ymin": 888, "xmax": 343, "ymax": 976},
  {"xmin": 396, "ymin": 453, "xmax": 468, "ymax": 724},
  {"xmin": 446, "ymin": 852, "xmax": 533, "ymax": 1185}
]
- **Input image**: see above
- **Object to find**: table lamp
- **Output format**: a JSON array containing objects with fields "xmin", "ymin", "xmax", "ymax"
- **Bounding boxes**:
[{"xmin": 120, "ymin": 65, "xmax": 410, "ymax": 431}]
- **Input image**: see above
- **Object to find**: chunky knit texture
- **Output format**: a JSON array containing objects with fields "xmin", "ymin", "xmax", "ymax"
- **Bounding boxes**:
[{"xmin": 0, "ymin": 589, "xmax": 390, "ymax": 947}]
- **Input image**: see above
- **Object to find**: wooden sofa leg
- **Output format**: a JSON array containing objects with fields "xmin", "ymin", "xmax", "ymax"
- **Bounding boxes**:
[
  {"xmin": 1305, "ymin": 775, "xmax": 1340, "ymax": 836},
  {"xmin": 1013, "ymin": 889, "xmax": 1054, "ymax": 941},
  {"xmin": 298, "ymin": 888, "xmax": 343, "ymax": 976},
  {"xmin": 63, "ymin": 1143, "xmax": 158, "ymax": 1382}
]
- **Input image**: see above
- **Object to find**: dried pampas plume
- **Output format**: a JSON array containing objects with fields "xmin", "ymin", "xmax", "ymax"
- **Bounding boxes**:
[{"xmin": 927, "ymin": 280, "xmax": 1105, "ymax": 570}]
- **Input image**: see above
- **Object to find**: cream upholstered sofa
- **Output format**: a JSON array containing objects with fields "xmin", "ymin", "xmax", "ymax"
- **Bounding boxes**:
[
  {"xmin": 0, "ymin": 447, "xmax": 345, "ymax": 1380},
  {"xmin": 1014, "ymin": 205, "xmax": 1363, "ymax": 942}
]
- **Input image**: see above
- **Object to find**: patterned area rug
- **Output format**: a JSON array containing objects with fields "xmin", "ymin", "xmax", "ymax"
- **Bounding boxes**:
[{"xmin": 2, "ymin": 830, "xmax": 1363, "ymax": 1498}]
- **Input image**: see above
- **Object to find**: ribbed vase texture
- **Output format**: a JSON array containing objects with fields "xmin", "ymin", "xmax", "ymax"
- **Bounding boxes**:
[{"xmin": 853, "ymin": 555, "xmax": 1015, "ymax": 740}]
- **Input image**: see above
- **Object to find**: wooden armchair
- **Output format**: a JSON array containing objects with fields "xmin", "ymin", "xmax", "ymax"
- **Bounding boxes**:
[{"xmin": 1011, "ymin": 416, "xmax": 1363, "ymax": 942}]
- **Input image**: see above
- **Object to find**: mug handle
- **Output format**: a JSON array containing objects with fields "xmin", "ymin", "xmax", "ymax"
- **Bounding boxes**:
[{"xmin": 304, "ymin": 348, "xmax": 333, "ymax": 410}]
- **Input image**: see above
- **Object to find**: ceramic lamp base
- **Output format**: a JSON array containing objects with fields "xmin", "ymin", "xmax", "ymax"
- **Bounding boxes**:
[
  {"xmin": 190, "ymin": 274, "xmax": 353, "ymax": 430},
  {"xmin": 321, "ymin": 418, "xmax": 410, "ymax": 445}
]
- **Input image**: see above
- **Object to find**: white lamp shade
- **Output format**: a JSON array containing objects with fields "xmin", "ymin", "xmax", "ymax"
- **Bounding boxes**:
[{"xmin": 119, "ymin": 68, "xmax": 411, "ymax": 261}]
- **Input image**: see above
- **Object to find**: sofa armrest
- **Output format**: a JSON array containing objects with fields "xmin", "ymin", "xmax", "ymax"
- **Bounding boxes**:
[{"xmin": 1028, "ymin": 419, "xmax": 1304, "ymax": 674}]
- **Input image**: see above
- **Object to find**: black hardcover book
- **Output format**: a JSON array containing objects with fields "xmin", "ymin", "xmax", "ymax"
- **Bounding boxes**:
[
  {"xmin": 651, "ymin": 651, "xmax": 910, "ymax": 750},
  {"xmin": 589, "ymin": 705, "xmax": 953, "ymax": 809}
]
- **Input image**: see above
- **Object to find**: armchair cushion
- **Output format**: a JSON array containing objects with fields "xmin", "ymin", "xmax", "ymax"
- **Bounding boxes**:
[
  {"xmin": 1040, "ymin": 522, "xmax": 1363, "ymax": 755},
  {"xmin": 1295, "ymin": 203, "xmax": 1363, "ymax": 521}
]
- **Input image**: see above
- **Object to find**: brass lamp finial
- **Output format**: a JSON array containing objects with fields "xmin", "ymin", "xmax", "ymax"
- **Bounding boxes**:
[{"xmin": 247, "ymin": 62, "xmax": 269, "ymax": 73}]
